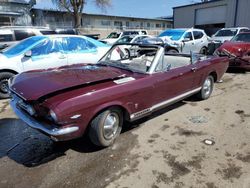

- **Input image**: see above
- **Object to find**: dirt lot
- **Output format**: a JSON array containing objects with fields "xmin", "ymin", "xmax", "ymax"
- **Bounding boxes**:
[{"xmin": 0, "ymin": 72, "xmax": 249, "ymax": 188}]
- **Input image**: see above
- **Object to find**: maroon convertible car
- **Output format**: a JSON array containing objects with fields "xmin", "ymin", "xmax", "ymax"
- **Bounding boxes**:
[{"xmin": 9, "ymin": 44, "xmax": 229, "ymax": 147}]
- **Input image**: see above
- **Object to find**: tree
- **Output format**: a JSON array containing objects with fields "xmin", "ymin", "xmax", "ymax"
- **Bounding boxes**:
[{"xmin": 52, "ymin": 0, "xmax": 111, "ymax": 28}]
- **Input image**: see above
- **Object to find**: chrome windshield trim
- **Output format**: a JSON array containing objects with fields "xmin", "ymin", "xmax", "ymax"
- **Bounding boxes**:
[
  {"xmin": 10, "ymin": 99, "xmax": 79, "ymax": 137},
  {"xmin": 148, "ymin": 47, "xmax": 164, "ymax": 74},
  {"xmin": 130, "ymin": 87, "xmax": 202, "ymax": 121}
]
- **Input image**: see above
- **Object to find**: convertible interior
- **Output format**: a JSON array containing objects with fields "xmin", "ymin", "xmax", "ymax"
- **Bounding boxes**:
[{"xmin": 101, "ymin": 44, "xmax": 208, "ymax": 73}]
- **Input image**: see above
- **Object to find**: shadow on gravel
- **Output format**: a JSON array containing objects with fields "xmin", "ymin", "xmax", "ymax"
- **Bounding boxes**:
[
  {"xmin": 226, "ymin": 68, "xmax": 247, "ymax": 73},
  {"xmin": 0, "ymin": 101, "xmax": 187, "ymax": 168},
  {"xmin": 0, "ymin": 118, "xmax": 102, "ymax": 167}
]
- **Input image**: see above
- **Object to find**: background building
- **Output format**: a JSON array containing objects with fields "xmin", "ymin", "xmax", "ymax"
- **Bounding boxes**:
[
  {"xmin": 173, "ymin": 0, "xmax": 250, "ymax": 35},
  {"xmin": 0, "ymin": 0, "xmax": 35, "ymax": 26},
  {"xmin": 31, "ymin": 8, "xmax": 173, "ymax": 37}
]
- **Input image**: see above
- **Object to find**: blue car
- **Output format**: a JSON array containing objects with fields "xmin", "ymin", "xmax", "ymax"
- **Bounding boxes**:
[{"xmin": 0, "ymin": 35, "xmax": 110, "ymax": 98}]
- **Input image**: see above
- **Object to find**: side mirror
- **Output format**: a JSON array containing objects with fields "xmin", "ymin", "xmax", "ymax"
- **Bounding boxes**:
[
  {"xmin": 182, "ymin": 38, "xmax": 190, "ymax": 42},
  {"xmin": 24, "ymin": 50, "xmax": 32, "ymax": 57}
]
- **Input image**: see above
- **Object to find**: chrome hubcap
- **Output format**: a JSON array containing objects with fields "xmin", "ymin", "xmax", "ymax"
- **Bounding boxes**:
[
  {"xmin": 203, "ymin": 78, "xmax": 212, "ymax": 97},
  {"xmin": 0, "ymin": 79, "xmax": 8, "ymax": 93},
  {"xmin": 103, "ymin": 112, "xmax": 119, "ymax": 140}
]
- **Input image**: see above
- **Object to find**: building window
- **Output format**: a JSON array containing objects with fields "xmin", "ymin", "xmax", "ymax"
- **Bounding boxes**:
[
  {"xmin": 101, "ymin": 20, "xmax": 111, "ymax": 26},
  {"xmin": 126, "ymin": 21, "xmax": 129, "ymax": 28},
  {"xmin": 147, "ymin": 22, "xmax": 150, "ymax": 28},
  {"xmin": 156, "ymin": 23, "xmax": 161, "ymax": 28},
  {"xmin": 140, "ymin": 22, "xmax": 143, "ymax": 28},
  {"xmin": 167, "ymin": 24, "xmax": 172, "ymax": 28},
  {"xmin": 114, "ymin": 21, "xmax": 122, "ymax": 28}
]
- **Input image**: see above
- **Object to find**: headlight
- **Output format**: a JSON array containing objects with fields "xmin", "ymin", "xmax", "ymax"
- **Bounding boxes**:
[{"xmin": 49, "ymin": 110, "xmax": 58, "ymax": 122}]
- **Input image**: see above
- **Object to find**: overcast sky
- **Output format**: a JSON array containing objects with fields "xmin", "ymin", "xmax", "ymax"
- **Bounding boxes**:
[{"xmin": 34, "ymin": 0, "xmax": 199, "ymax": 18}]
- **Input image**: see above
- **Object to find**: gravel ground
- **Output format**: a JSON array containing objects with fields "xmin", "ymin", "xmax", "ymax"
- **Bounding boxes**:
[{"xmin": 0, "ymin": 72, "xmax": 249, "ymax": 188}]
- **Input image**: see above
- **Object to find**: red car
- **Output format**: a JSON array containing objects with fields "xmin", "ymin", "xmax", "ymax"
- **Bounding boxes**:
[
  {"xmin": 214, "ymin": 32, "xmax": 250, "ymax": 71},
  {"xmin": 9, "ymin": 44, "xmax": 229, "ymax": 147}
]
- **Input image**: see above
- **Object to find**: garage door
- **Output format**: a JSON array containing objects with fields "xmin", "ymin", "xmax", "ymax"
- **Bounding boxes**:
[{"xmin": 195, "ymin": 5, "xmax": 226, "ymax": 25}]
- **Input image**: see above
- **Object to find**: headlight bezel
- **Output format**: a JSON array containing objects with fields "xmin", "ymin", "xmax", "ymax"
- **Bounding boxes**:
[{"xmin": 49, "ymin": 109, "xmax": 58, "ymax": 122}]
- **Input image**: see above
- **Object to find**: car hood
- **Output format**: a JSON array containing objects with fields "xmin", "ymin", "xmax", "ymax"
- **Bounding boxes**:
[
  {"xmin": 10, "ymin": 65, "xmax": 128, "ymax": 101},
  {"xmin": 217, "ymin": 41, "xmax": 250, "ymax": 56}
]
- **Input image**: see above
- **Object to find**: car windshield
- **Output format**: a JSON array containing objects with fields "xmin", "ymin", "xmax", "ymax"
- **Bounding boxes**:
[
  {"xmin": 107, "ymin": 32, "xmax": 120, "ymax": 39},
  {"xmin": 98, "ymin": 44, "xmax": 159, "ymax": 74},
  {"xmin": 231, "ymin": 33, "xmax": 250, "ymax": 42},
  {"xmin": 116, "ymin": 36, "xmax": 134, "ymax": 43},
  {"xmin": 2, "ymin": 36, "xmax": 46, "ymax": 57},
  {"xmin": 214, "ymin": 29, "xmax": 238, "ymax": 37},
  {"xmin": 158, "ymin": 29, "xmax": 185, "ymax": 41}
]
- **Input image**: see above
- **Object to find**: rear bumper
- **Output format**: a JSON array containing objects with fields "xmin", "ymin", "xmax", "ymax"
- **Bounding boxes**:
[{"xmin": 10, "ymin": 99, "xmax": 80, "ymax": 141}]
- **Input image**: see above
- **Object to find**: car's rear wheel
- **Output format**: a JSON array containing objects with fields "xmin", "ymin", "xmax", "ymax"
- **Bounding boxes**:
[
  {"xmin": 197, "ymin": 75, "xmax": 214, "ymax": 100},
  {"xmin": 0, "ymin": 72, "xmax": 14, "ymax": 99},
  {"xmin": 89, "ymin": 107, "xmax": 123, "ymax": 147}
]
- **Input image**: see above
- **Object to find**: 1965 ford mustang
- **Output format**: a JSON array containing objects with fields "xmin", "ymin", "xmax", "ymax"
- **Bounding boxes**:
[{"xmin": 9, "ymin": 44, "xmax": 229, "ymax": 147}]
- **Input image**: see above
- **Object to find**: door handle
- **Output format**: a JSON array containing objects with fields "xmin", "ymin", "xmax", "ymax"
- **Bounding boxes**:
[{"xmin": 191, "ymin": 67, "xmax": 197, "ymax": 72}]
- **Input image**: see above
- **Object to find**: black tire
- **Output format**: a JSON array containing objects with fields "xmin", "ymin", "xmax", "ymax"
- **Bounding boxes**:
[
  {"xmin": 200, "ymin": 47, "xmax": 208, "ymax": 55},
  {"xmin": 197, "ymin": 75, "xmax": 214, "ymax": 100},
  {"xmin": 166, "ymin": 49, "xmax": 178, "ymax": 54},
  {"xmin": 0, "ymin": 72, "xmax": 15, "ymax": 99},
  {"xmin": 89, "ymin": 107, "xmax": 123, "ymax": 147}
]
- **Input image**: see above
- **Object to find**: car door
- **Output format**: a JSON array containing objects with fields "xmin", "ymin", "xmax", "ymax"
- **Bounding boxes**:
[
  {"xmin": 152, "ymin": 55, "xmax": 200, "ymax": 106},
  {"xmin": 21, "ymin": 38, "xmax": 68, "ymax": 71},
  {"xmin": 181, "ymin": 31, "xmax": 195, "ymax": 53},
  {"xmin": 63, "ymin": 37, "xmax": 99, "ymax": 65},
  {"xmin": 193, "ymin": 31, "xmax": 207, "ymax": 53}
]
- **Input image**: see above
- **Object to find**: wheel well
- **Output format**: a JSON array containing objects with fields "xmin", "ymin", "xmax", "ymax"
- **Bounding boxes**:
[
  {"xmin": 0, "ymin": 69, "xmax": 18, "ymax": 75},
  {"xmin": 166, "ymin": 47, "xmax": 179, "ymax": 53},
  {"xmin": 209, "ymin": 71, "xmax": 217, "ymax": 82}
]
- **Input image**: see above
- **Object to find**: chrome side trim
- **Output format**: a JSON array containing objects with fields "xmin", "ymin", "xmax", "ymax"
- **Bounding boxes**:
[
  {"xmin": 151, "ymin": 87, "xmax": 201, "ymax": 111},
  {"xmin": 10, "ymin": 99, "xmax": 79, "ymax": 137},
  {"xmin": 130, "ymin": 108, "xmax": 151, "ymax": 120},
  {"xmin": 130, "ymin": 87, "xmax": 201, "ymax": 121}
]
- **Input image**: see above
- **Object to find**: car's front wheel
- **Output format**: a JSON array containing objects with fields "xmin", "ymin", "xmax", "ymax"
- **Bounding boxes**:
[
  {"xmin": 89, "ymin": 107, "xmax": 123, "ymax": 147},
  {"xmin": 197, "ymin": 75, "xmax": 214, "ymax": 100},
  {"xmin": 0, "ymin": 72, "xmax": 15, "ymax": 99}
]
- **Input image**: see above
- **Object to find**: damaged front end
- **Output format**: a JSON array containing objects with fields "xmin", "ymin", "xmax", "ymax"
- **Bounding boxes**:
[
  {"xmin": 9, "ymin": 90, "xmax": 81, "ymax": 141},
  {"xmin": 215, "ymin": 47, "xmax": 250, "ymax": 71}
]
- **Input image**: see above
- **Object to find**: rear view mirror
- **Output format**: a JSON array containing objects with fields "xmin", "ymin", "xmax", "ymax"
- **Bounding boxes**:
[{"xmin": 24, "ymin": 50, "xmax": 32, "ymax": 57}]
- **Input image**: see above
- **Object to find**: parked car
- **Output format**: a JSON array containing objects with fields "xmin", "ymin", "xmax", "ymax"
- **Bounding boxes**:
[
  {"xmin": 55, "ymin": 28, "xmax": 78, "ymax": 35},
  {"xmin": 211, "ymin": 27, "xmax": 250, "ymax": 43},
  {"xmin": 208, "ymin": 27, "xmax": 250, "ymax": 54},
  {"xmin": 158, "ymin": 28, "xmax": 209, "ymax": 54},
  {"xmin": 0, "ymin": 26, "xmax": 56, "ymax": 50},
  {"xmin": 9, "ymin": 43, "xmax": 229, "ymax": 147},
  {"xmin": 0, "ymin": 35, "xmax": 110, "ymax": 98},
  {"xmin": 214, "ymin": 32, "xmax": 250, "ymax": 71},
  {"xmin": 115, "ymin": 35, "xmax": 152, "ymax": 44},
  {"xmin": 100, "ymin": 30, "xmax": 148, "ymax": 45}
]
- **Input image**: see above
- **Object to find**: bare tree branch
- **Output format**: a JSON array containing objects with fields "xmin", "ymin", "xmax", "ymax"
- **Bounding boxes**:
[{"xmin": 52, "ymin": 0, "xmax": 111, "ymax": 28}]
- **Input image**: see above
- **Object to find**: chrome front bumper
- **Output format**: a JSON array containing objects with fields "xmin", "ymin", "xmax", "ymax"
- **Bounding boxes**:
[{"xmin": 10, "ymin": 99, "xmax": 79, "ymax": 140}]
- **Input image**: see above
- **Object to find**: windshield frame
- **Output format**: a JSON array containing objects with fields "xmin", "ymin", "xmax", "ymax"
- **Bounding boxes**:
[{"xmin": 98, "ymin": 43, "xmax": 163, "ymax": 74}]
